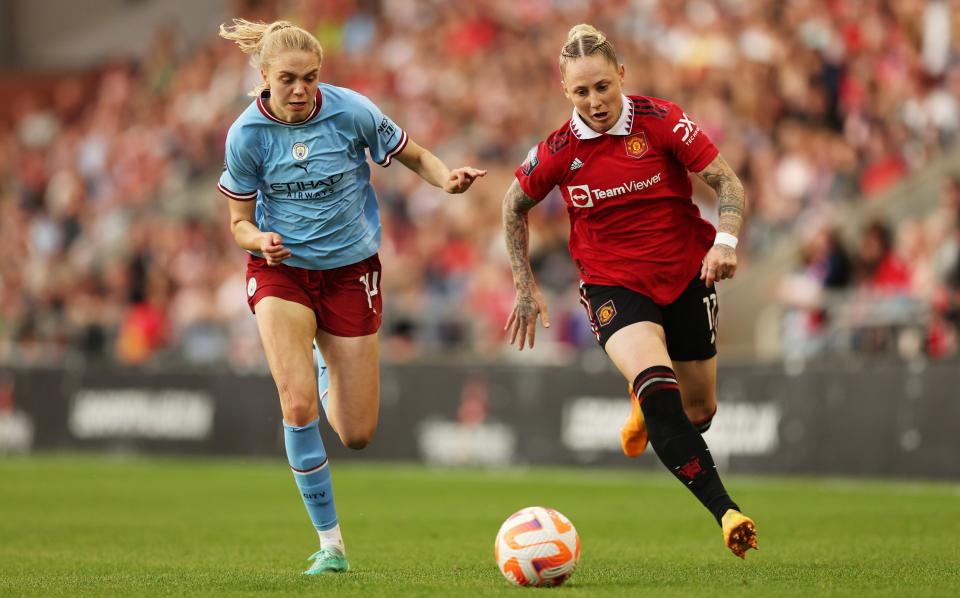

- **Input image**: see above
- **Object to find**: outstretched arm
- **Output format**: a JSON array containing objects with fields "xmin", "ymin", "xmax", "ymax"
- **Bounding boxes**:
[
  {"xmin": 502, "ymin": 179, "xmax": 550, "ymax": 350},
  {"xmin": 695, "ymin": 153, "xmax": 747, "ymax": 287},
  {"xmin": 395, "ymin": 139, "xmax": 486, "ymax": 193}
]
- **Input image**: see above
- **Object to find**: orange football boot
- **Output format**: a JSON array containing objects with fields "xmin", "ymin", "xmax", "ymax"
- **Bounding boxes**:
[
  {"xmin": 721, "ymin": 509, "xmax": 758, "ymax": 559},
  {"xmin": 620, "ymin": 383, "xmax": 649, "ymax": 458}
]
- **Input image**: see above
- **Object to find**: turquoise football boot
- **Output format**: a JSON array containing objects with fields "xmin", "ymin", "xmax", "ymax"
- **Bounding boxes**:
[{"xmin": 303, "ymin": 547, "xmax": 349, "ymax": 575}]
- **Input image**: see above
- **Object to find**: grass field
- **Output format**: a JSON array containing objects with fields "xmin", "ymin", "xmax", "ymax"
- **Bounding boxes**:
[{"xmin": 1, "ymin": 456, "xmax": 958, "ymax": 597}]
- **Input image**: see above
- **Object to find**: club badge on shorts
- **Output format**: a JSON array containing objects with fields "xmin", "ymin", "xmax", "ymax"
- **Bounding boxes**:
[
  {"xmin": 247, "ymin": 277, "xmax": 257, "ymax": 297},
  {"xmin": 596, "ymin": 299, "xmax": 617, "ymax": 327}
]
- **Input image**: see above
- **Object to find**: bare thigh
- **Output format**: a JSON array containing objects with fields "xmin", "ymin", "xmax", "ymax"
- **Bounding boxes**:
[
  {"xmin": 315, "ymin": 330, "xmax": 380, "ymax": 450},
  {"xmin": 254, "ymin": 297, "xmax": 319, "ymax": 427},
  {"xmin": 673, "ymin": 357, "xmax": 717, "ymax": 424},
  {"xmin": 604, "ymin": 321, "xmax": 672, "ymax": 382}
]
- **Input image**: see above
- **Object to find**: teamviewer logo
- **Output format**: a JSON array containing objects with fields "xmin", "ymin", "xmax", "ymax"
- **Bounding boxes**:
[{"xmin": 567, "ymin": 184, "xmax": 593, "ymax": 208}]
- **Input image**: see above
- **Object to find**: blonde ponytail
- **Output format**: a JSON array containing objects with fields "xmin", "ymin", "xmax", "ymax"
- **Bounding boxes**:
[
  {"xmin": 219, "ymin": 18, "xmax": 323, "ymax": 95},
  {"xmin": 559, "ymin": 23, "xmax": 619, "ymax": 74}
]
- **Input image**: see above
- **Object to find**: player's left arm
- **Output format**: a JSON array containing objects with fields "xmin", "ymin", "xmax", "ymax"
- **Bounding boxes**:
[
  {"xmin": 395, "ymin": 139, "xmax": 487, "ymax": 194},
  {"xmin": 695, "ymin": 153, "xmax": 746, "ymax": 288}
]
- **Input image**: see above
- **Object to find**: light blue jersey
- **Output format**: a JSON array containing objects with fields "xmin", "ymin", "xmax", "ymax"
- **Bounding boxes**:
[{"xmin": 218, "ymin": 84, "xmax": 408, "ymax": 270}]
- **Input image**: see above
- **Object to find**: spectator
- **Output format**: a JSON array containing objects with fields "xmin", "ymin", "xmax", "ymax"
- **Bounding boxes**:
[{"xmin": 1, "ymin": 0, "xmax": 959, "ymax": 365}]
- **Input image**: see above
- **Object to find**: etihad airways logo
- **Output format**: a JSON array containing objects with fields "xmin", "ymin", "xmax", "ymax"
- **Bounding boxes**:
[
  {"xmin": 270, "ymin": 172, "xmax": 345, "ymax": 199},
  {"xmin": 566, "ymin": 172, "xmax": 663, "ymax": 208}
]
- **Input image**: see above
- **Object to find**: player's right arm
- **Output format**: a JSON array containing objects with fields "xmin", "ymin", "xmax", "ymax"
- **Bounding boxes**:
[
  {"xmin": 220, "ymin": 125, "xmax": 291, "ymax": 266},
  {"xmin": 502, "ymin": 178, "xmax": 550, "ymax": 351},
  {"xmin": 227, "ymin": 198, "xmax": 290, "ymax": 266}
]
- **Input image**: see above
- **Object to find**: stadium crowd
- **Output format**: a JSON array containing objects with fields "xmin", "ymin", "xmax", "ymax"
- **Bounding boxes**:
[
  {"xmin": 775, "ymin": 175, "xmax": 960, "ymax": 360},
  {"xmin": 1, "ymin": 0, "xmax": 958, "ymax": 367}
]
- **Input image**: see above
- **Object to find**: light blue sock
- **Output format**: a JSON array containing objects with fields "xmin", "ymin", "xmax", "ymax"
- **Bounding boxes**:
[
  {"xmin": 313, "ymin": 343, "xmax": 329, "ymax": 415},
  {"xmin": 283, "ymin": 418, "xmax": 338, "ymax": 531}
]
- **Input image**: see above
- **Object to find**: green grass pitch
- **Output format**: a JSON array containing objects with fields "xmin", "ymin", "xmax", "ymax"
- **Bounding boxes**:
[{"xmin": 1, "ymin": 456, "xmax": 958, "ymax": 596}]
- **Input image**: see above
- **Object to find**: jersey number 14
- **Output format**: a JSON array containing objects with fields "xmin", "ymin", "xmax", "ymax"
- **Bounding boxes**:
[{"xmin": 359, "ymin": 271, "xmax": 380, "ymax": 310}]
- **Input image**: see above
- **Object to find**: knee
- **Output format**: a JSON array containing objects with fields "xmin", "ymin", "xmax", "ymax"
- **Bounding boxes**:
[
  {"xmin": 284, "ymin": 403, "xmax": 317, "ymax": 427},
  {"xmin": 279, "ymin": 388, "xmax": 317, "ymax": 427},
  {"xmin": 680, "ymin": 386, "xmax": 716, "ymax": 422},
  {"xmin": 339, "ymin": 428, "xmax": 375, "ymax": 450},
  {"xmin": 685, "ymin": 402, "xmax": 717, "ymax": 429}
]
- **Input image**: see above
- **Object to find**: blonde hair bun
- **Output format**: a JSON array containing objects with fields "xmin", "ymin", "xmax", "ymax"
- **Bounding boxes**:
[
  {"xmin": 566, "ymin": 24, "xmax": 605, "ymax": 45},
  {"xmin": 559, "ymin": 23, "xmax": 617, "ymax": 73}
]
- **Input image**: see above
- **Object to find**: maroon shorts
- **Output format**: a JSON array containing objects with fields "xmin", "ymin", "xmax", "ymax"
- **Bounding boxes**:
[{"xmin": 245, "ymin": 253, "xmax": 383, "ymax": 337}]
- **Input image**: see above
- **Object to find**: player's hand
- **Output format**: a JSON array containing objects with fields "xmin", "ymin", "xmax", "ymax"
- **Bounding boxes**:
[
  {"xmin": 504, "ymin": 286, "xmax": 550, "ymax": 351},
  {"xmin": 443, "ymin": 167, "xmax": 487, "ymax": 194},
  {"xmin": 260, "ymin": 232, "xmax": 292, "ymax": 266},
  {"xmin": 700, "ymin": 243, "xmax": 738, "ymax": 288}
]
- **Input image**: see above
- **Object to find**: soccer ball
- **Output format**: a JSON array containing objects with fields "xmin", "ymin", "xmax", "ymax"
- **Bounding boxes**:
[{"xmin": 494, "ymin": 506, "xmax": 580, "ymax": 587}]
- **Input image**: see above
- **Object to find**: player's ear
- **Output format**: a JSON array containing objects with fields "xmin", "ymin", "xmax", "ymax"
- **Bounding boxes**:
[
  {"xmin": 560, "ymin": 78, "xmax": 571, "ymax": 101},
  {"xmin": 618, "ymin": 63, "xmax": 625, "ymax": 85}
]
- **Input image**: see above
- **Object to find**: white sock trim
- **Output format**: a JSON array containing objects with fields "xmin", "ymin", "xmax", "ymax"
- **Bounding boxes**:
[{"xmin": 318, "ymin": 524, "xmax": 345, "ymax": 554}]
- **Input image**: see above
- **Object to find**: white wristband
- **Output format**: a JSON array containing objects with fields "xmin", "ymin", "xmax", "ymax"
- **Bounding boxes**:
[{"xmin": 714, "ymin": 232, "xmax": 738, "ymax": 249}]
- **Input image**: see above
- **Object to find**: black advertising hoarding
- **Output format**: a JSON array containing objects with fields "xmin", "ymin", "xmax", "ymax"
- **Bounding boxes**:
[{"xmin": 1, "ymin": 361, "xmax": 957, "ymax": 478}]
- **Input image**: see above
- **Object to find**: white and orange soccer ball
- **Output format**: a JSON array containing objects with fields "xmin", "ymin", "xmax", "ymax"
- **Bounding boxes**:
[{"xmin": 494, "ymin": 506, "xmax": 580, "ymax": 587}]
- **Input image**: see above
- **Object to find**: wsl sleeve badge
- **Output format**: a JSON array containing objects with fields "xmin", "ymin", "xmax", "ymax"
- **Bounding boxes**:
[
  {"xmin": 494, "ymin": 506, "xmax": 580, "ymax": 587},
  {"xmin": 520, "ymin": 146, "xmax": 540, "ymax": 176}
]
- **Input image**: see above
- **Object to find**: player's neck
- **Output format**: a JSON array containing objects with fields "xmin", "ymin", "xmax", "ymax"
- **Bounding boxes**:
[{"xmin": 266, "ymin": 95, "xmax": 314, "ymax": 124}]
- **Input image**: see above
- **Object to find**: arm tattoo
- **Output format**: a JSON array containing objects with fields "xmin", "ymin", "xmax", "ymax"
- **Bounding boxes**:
[
  {"xmin": 698, "ymin": 155, "xmax": 746, "ymax": 237},
  {"xmin": 502, "ymin": 179, "xmax": 538, "ymax": 294}
]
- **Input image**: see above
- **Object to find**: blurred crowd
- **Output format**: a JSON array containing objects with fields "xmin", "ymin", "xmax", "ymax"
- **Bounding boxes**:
[
  {"xmin": 0, "ymin": 0, "xmax": 958, "ymax": 367},
  {"xmin": 775, "ymin": 176, "xmax": 960, "ymax": 361}
]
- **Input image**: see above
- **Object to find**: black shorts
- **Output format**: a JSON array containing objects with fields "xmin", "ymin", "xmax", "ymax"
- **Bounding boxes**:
[{"xmin": 579, "ymin": 276, "xmax": 719, "ymax": 361}]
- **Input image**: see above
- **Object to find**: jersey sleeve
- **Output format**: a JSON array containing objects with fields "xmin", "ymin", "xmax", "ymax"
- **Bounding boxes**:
[
  {"xmin": 659, "ymin": 101, "xmax": 719, "ymax": 173},
  {"xmin": 352, "ymin": 92, "xmax": 408, "ymax": 167},
  {"xmin": 513, "ymin": 140, "xmax": 563, "ymax": 202},
  {"xmin": 218, "ymin": 124, "xmax": 260, "ymax": 201}
]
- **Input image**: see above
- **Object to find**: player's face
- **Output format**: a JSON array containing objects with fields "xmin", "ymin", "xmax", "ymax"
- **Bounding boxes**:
[
  {"xmin": 562, "ymin": 56, "xmax": 625, "ymax": 133},
  {"xmin": 262, "ymin": 50, "xmax": 321, "ymax": 123}
]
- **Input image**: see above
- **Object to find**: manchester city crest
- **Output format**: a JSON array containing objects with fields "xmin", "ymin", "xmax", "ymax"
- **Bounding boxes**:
[{"xmin": 291, "ymin": 142, "xmax": 309, "ymax": 161}]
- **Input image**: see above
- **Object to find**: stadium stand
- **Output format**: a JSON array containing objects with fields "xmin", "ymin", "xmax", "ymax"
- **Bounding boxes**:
[{"xmin": 0, "ymin": 0, "xmax": 957, "ymax": 366}]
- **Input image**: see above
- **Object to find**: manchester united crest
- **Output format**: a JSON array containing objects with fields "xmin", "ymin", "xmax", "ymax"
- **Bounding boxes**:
[
  {"xmin": 596, "ymin": 299, "xmax": 617, "ymax": 327},
  {"xmin": 624, "ymin": 133, "xmax": 648, "ymax": 159}
]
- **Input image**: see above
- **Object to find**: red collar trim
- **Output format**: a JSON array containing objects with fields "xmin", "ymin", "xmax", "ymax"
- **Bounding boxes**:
[{"xmin": 256, "ymin": 88, "xmax": 322, "ymax": 125}]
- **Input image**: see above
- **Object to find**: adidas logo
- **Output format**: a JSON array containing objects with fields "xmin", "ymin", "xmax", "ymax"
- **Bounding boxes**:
[{"xmin": 570, "ymin": 158, "xmax": 584, "ymax": 171}]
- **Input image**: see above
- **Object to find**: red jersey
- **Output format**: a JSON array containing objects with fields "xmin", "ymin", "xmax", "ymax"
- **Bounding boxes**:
[{"xmin": 515, "ymin": 95, "xmax": 719, "ymax": 305}]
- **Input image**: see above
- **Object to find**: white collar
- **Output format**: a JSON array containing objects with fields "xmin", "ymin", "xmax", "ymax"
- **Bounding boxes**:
[{"xmin": 569, "ymin": 95, "xmax": 633, "ymax": 139}]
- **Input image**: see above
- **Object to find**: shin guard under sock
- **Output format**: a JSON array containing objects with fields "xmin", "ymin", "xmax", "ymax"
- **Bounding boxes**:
[
  {"xmin": 634, "ymin": 366, "xmax": 738, "ymax": 525},
  {"xmin": 283, "ymin": 418, "xmax": 338, "ymax": 531}
]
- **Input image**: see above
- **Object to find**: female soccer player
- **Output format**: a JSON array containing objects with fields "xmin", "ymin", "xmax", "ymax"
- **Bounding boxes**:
[
  {"xmin": 218, "ymin": 19, "xmax": 485, "ymax": 574},
  {"xmin": 503, "ymin": 24, "xmax": 757, "ymax": 558}
]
